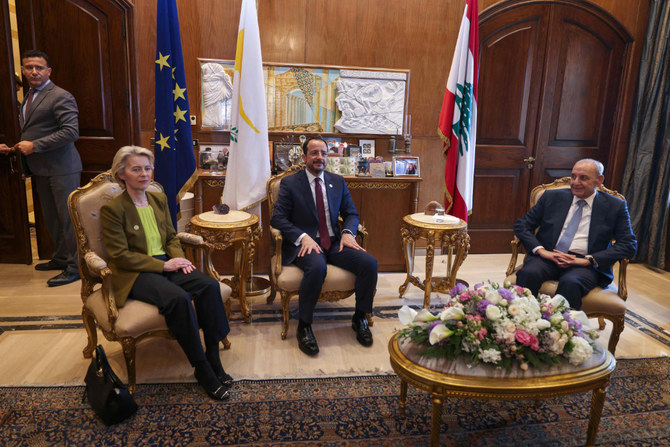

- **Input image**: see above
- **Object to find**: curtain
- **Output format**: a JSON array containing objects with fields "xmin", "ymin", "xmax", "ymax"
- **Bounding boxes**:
[{"xmin": 621, "ymin": 0, "xmax": 670, "ymax": 269}]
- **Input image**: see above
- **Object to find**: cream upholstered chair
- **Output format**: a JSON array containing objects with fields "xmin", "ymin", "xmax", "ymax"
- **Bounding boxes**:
[
  {"xmin": 505, "ymin": 177, "xmax": 629, "ymax": 355},
  {"xmin": 68, "ymin": 171, "xmax": 232, "ymax": 394},
  {"xmin": 266, "ymin": 164, "xmax": 374, "ymax": 339}
]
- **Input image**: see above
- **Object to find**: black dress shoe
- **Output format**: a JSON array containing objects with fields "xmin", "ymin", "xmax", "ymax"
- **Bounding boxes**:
[
  {"xmin": 195, "ymin": 365, "xmax": 230, "ymax": 401},
  {"xmin": 297, "ymin": 326, "xmax": 319, "ymax": 356},
  {"xmin": 217, "ymin": 372, "xmax": 234, "ymax": 388},
  {"xmin": 352, "ymin": 317, "xmax": 373, "ymax": 347},
  {"xmin": 35, "ymin": 260, "xmax": 66, "ymax": 271},
  {"xmin": 47, "ymin": 271, "xmax": 80, "ymax": 287}
]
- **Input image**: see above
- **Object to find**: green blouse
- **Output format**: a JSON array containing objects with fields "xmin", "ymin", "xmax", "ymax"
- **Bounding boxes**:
[{"xmin": 136, "ymin": 206, "xmax": 166, "ymax": 256}]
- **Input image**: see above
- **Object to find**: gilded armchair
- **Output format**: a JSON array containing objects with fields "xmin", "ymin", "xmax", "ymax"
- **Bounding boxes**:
[
  {"xmin": 68, "ymin": 171, "xmax": 232, "ymax": 394},
  {"xmin": 266, "ymin": 164, "xmax": 374, "ymax": 339},
  {"xmin": 505, "ymin": 177, "xmax": 629, "ymax": 355}
]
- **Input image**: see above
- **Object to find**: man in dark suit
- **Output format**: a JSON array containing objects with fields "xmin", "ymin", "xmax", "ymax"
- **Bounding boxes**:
[
  {"xmin": 514, "ymin": 159, "xmax": 637, "ymax": 309},
  {"xmin": 270, "ymin": 137, "xmax": 378, "ymax": 356},
  {"xmin": 10, "ymin": 50, "xmax": 81, "ymax": 286}
]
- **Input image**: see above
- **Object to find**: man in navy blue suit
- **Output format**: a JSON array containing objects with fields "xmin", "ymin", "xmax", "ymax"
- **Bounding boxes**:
[
  {"xmin": 271, "ymin": 137, "xmax": 378, "ymax": 356},
  {"xmin": 514, "ymin": 159, "xmax": 637, "ymax": 309}
]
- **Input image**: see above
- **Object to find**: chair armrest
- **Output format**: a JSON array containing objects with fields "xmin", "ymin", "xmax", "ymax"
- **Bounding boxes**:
[
  {"xmin": 617, "ymin": 258, "xmax": 629, "ymax": 301},
  {"xmin": 269, "ymin": 226, "xmax": 283, "ymax": 277},
  {"xmin": 506, "ymin": 236, "xmax": 523, "ymax": 277},
  {"xmin": 83, "ymin": 252, "xmax": 119, "ymax": 323},
  {"xmin": 177, "ymin": 232, "xmax": 205, "ymax": 246},
  {"xmin": 357, "ymin": 224, "xmax": 369, "ymax": 250}
]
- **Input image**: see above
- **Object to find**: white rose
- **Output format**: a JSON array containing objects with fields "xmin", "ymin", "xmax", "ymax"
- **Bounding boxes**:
[
  {"xmin": 567, "ymin": 337, "xmax": 593, "ymax": 365},
  {"xmin": 429, "ymin": 323, "xmax": 454, "ymax": 345},
  {"xmin": 485, "ymin": 290, "xmax": 501, "ymax": 305},
  {"xmin": 485, "ymin": 305, "xmax": 502, "ymax": 321},
  {"xmin": 398, "ymin": 305, "xmax": 418, "ymax": 326},
  {"xmin": 440, "ymin": 306, "xmax": 465, "ymax": 322},
  {"xmin": 508, "ymin": 304, "xmax": 520, "ymax": 316},
  {"xmin": 535, "ymin": 318, "xmax": 551, "ymax": 330},
  {"xmin": 550, "ymin": 314, "xmax": 564, "ymax": 325}
]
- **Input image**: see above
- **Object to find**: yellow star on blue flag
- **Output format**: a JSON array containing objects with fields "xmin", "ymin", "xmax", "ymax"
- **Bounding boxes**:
[{"xmin": 154, "ymin": 0, "xmax": 197, "ymax": 227}]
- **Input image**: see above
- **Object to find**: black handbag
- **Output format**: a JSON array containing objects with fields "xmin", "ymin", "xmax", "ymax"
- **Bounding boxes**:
[{"xmin": 84, "ymin": 345, "xmax": 138, "ymax": 425}]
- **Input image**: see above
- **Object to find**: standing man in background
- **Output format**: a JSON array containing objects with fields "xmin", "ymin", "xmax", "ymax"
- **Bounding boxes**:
[{"xmin": 0, "ymin": 50, "xmax": 81, "ymax": 287}]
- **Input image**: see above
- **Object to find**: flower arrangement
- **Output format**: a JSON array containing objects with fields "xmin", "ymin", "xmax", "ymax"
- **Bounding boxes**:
[{"xmin": 397, "ymin": 282, "xmax": 599, "ymax": 370}]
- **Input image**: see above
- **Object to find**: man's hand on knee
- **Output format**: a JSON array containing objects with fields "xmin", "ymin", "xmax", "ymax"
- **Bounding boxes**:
[
  {"xmin": 298, "ymin": 235, "xmax": 322, "ymax": 257},
  {"xmin": 340, "ymin": 232, "xmax": 365, "ymax": 252}
]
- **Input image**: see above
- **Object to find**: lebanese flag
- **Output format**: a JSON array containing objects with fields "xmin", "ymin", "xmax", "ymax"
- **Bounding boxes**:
[{"xmin": 438, "ymin": 0, "xmax": 479, "ymax": 222}]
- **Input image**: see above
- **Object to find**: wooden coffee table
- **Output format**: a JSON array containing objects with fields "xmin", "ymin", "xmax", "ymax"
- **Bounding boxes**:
[{"xmin": 388, "ymin": 335, "xmax": 615, "ymax": 447}]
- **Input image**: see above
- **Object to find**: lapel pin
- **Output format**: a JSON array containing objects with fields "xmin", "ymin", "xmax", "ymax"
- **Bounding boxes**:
[
  {"xmin": 133, "ymin": 225, "xmax": 139, "ymax": 231},
  {"xmin": 329, "ymin": 184, "xmax": 333, "ymax": 188}
]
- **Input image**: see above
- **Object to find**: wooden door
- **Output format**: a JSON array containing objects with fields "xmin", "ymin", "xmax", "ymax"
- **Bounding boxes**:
[
  {"xmin": 16, "ymin": 0, "xmax": 139, "ymax": 259},
  {"xmin": 0, "ymin": 1, "xmax": 31, "ymax": 264},
  {"xmin": 469, "ymin": 0, "xmax": 631, "ymax": 253}
]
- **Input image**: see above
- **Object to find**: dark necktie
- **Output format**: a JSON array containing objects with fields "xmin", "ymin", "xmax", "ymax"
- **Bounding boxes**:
[
  {"xmin": 555, "ymin": 199, "xmax": 586, "ymax": 253},
  {"xmin": 24, "ymin": 89, "xmax": 36, "ymax": 117},
  {"xmin": 314, "ymin": 177, "xmax": 331, "ymax": 251}
]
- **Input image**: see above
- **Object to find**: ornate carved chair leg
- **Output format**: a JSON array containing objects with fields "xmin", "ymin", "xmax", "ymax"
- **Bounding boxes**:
[
  {"xmin": 365, "ymin": 312, "xmax": 374, "ymax": 328},
  {"xmin": 121, "ymin": 338, "xmax": 137, "ymax": 395},
  {"xmin": 266, "ymin": 285, "xmax": 277, "ymax": 304},
  {"xmin": 81, "ymin": 309, "xmax": 97, "ymax": 358},
  {"xmin": 224, "ymin": 298, "xmax": 232, "ymax": 320},
  {"xmin": 598, "ymin": 316, "xmax": 606, "ymax": 331},
  {"xmin": 281, "ymin": 292, "xmax": 290, "ymax": 340},
  {"xmin": 222, "ymin": 336, "xmax": 231, "ymax": 350},
  {"xmin": 607, "ymin": 316, "xmax": 625, "ymax": 356}
]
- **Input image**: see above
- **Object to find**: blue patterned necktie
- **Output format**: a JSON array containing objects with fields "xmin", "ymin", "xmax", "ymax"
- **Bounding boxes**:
[{"xmin": 555, "ymin": 199, "xmax": 586, "ymax": 253}]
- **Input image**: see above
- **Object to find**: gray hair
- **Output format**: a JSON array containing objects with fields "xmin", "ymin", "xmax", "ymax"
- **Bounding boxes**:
[
  {"xmin": 576, "ymin": 158, "xmax": 604, "ymax": 176},
  {"xmin": 111, "ymin": 146, "xmax": 154, "ymax": 187}
]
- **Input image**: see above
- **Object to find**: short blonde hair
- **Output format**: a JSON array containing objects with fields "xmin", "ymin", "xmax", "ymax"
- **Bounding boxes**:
[{"xmin": 111, "ymin": 146, "xmax": 154, "ymax": 187}]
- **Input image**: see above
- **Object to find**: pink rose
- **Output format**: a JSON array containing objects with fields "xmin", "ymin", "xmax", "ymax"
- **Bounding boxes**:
[{"xmin": 515, "ymin": 329, "xmax": 540, "ymax": 351}]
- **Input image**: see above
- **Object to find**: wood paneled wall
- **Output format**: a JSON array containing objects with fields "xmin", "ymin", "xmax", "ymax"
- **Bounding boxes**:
[{"xmin": 133, "ymin": 0, "xmax": 648, "ymax": 210}]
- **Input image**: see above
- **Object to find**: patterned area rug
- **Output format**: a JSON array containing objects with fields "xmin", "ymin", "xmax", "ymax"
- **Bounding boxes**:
[{"xmin": 1, "ymin": 357, "xmax": 669, "ymax": 446}]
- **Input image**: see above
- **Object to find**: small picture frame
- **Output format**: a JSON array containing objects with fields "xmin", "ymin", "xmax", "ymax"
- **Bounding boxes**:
[
  {"xmin": 369, "ymin": 162, "xmax": 385, "ymax": 178},
  {"xmin": 199, "ymin": 144, "xmax": 229, "ymax": 171},
  {"xmin": 359, "ymin": 139, "xmax": 375, "ymax": 158},
  {"xmin": 393, "ymin": 156, "xmax": 420, "ymax": 177}
]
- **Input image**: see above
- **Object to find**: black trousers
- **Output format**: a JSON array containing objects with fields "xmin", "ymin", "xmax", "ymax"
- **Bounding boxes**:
[
  {"xmin": 515, "ymin": 254, "xmax": 610, "ymax": 309},
  {"xmin": 128, "ymin": 267, "xmax": 229, "ymax": 366},
  {"xmin": 293, "ymin": 237, "xmax": 378, "ymax": 324}
]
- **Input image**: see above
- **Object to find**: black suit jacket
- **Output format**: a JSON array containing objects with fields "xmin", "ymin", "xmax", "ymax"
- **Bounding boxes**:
[
  {"xmin": 270, "ymin": 169, "xmax": 359, "ymax": 265},
  {"xmin": 19, "ymin": 81, "xmax": 81, "ymax": 176},
  {"xmin": 513, "ymin": 188, "xmax": 637, "ymax": 282}
]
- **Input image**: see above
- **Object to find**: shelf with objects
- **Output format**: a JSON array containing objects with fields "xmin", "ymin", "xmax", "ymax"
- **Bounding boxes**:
[{"xmin": 192, "ymin": 60, "xmax": 419, "ymax": 273}]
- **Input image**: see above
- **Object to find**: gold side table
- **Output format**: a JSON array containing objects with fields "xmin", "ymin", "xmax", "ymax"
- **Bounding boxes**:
[
  {"xmin": 399, "ymin": 213, "xmax": 470, "ymax": 307},
  {"xmin": 187, "ymin": 210, "xmax": 261, "ymax": 323},
  {"xmin": 389, "ymin": 336, "xmax": 615, "ymax": 447}
]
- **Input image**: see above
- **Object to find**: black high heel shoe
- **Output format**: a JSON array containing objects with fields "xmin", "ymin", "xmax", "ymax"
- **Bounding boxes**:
[
  {"xmin": 217, "ymin": 372, "xmax": 234, "ymax": 388},
  {"xmin": 195, "ymin": 363, "xmax": 231, "ymax": 401}
]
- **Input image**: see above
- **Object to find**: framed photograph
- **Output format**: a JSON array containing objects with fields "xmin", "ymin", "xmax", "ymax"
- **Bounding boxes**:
[
  {"xmin": 359, "ymin": 139, "xmax": 375, "ymax": 158},
  {"xmin": 199, "ymin": 144, "xmax": 229, "ymax": 171},
  {"xmin": 347, "ymin": 145, "xmax": 361, "ymax": 158},
  {"xmin": 369, "ymin": 162, "xmax": 385, "ymax": 178},
  {"xmin": 393, "ymin": 156, "xmax": 420, "ymax": 177},
  {"xmin": 273, "ymin": 142, "xmax": 295, "ymax": 173}
]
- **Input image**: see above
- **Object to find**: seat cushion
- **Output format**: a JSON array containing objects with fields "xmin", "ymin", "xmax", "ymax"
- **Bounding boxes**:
[
  {"xmin": 505, "ymin": 273, "xmax": 625, "ymax": 316},
  {"xmin": 85, "ymin": 281, "xmax": 233, "ymax": 337},
  {"xmin": 277, "ymin": 264, "xmax": 357, "ymax": 292}
]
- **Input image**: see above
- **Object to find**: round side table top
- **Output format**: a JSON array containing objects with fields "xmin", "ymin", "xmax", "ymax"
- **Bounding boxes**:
[
  {"xmin": 190, "ymin": 211, "xmax": 258, "ymax": 229},
  {"xmin": 404, "ymin": 213, "xmax": 466, "ymax": 230}
]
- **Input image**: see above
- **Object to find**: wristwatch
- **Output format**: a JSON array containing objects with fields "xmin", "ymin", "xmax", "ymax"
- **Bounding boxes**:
[
  {"xmin": 341, "ymin": 229, "xmax": 354, "ymax": 236},
  {"xmin": 586, "ymin": 255, "xmax": 596, "ymax": 266}
]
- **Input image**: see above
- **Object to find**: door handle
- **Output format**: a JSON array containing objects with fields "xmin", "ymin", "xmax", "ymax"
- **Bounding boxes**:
[{"xmin": 523, "ymin": 156, "xmax": 535, "ymax": 169}]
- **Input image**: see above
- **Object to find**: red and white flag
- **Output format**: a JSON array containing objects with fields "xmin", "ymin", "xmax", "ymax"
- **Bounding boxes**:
[{"xmin": 438, "ymin": 0, "xmax": 479, "ymax": 222}]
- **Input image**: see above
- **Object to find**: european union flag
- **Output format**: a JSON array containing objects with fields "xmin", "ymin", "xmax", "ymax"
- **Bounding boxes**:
[{"xmin": 154, "ymin": 0, "xmax": 196, "ymax": 228}]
